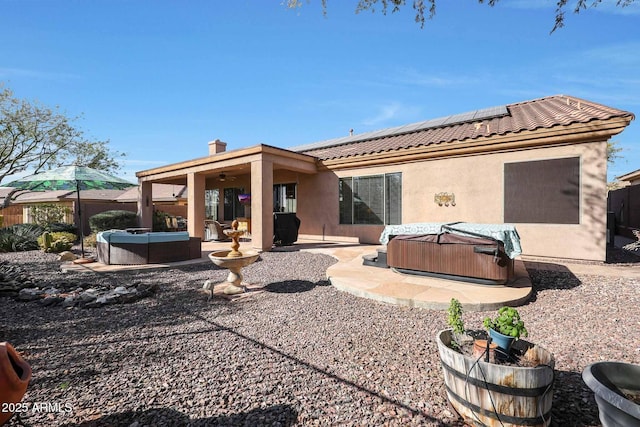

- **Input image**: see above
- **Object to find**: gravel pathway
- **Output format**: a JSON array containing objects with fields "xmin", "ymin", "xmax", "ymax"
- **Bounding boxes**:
[{"xmin": 1, "ymin": 247, "xmax": 639, "ymax": 426}]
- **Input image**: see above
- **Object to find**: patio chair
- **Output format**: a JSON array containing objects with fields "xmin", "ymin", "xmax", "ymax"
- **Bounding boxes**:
[
  {"xmin": 165, "ymin": 216, "xmax": 179, "ymax": 232},
  {"xmin": 206, "ymin": 221, "xmax": 231, "ymax": 242}
]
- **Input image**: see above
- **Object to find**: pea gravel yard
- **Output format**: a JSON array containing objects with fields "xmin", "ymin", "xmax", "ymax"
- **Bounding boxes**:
[{"xmin": 1, "ymin": 247, "xmax": 639, "ymax": 426}]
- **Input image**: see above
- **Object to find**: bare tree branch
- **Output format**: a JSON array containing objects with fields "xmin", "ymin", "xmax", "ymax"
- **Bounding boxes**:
[
  {"xmin": 0, "ymin": 84, "xmax": 125, "ymax": 186},
  {"xmin": 286, "ymin": 0, "xmax": 636, "ymax": 32}
]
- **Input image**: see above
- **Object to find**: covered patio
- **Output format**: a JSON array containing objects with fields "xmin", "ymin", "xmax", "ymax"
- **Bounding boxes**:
[{"xmin": 136, "ymin": 142, "xmax": 317, "ymax": 251}]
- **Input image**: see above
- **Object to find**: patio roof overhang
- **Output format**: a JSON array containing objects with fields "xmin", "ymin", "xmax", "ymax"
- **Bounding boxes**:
[
  {"xmin": 135, "ymin": 144, "xmax": 318, "ymax": 252},
  {"xmin": 136, "ymin": 143, "xmax": 318, "ymax": 184}
]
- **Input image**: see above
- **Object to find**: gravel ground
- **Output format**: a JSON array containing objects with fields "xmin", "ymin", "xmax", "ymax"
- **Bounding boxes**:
[{"xmin": 1, "ymin": 247, "xmax": 639, "ymax": 427}]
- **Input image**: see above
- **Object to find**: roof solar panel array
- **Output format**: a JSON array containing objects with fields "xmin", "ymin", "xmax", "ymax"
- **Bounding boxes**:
[{"xmin": 290, "ymin": 105, "xmax": 509, "ymax": 153}]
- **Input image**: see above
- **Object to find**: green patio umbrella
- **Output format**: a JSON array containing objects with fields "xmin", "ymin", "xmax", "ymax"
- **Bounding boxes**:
[{"xmin": 5, "ymin": 165, "xmax": 135, "ymax": 259}]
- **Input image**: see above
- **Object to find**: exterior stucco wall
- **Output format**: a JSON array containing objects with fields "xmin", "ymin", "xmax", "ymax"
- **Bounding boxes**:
[{"xmin": 297, "ymin": 141, "xmax": 608, "ymax": 261}]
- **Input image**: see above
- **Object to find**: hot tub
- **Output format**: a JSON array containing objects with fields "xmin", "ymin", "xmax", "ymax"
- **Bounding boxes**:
[
  {"xmin": 387, "ymin": 233, "xmax": 514, "ymax": 284},
  {"xmin": 379, "ymin": 223, "xmax": 520, "ymax": 285},
  {"xmin": 96, "ymin": 231, "xmax": 202, "ymax": 265}
]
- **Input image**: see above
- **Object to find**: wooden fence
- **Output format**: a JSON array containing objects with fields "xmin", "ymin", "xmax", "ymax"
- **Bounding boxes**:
[
  {"xmin": 608, "ymin": 185, "xmax": 640, "ymax": 238},
  {"xmin": 0, "ymin": 205, "xmax": 24, "ymax": 227}
]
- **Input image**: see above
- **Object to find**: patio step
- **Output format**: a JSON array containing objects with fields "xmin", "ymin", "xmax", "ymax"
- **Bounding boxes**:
[{"xmin": 362, "ymin": 248, "xmax": 388, "ymax": 268}]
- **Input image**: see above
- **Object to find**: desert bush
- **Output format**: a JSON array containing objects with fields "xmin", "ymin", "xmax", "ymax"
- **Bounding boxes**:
[
  {"xmin": 29, "ymin": 204, "xmax": 71, "ymax": 227},
  {"xmin": 89, "ymin": 210, "xmax": 138, "ymax": 233},
  {"xmin": 0, "ymin": 224, "xmax": 44, "ymax": 252},
  {"xmin": 37, "ymin": 231, "xmax": 77, "ymax": 247},
  {"xmin": 83, "ymin": 233, "xmax": 98, "ymax": 248},
  {"xmin": 37, "ymin": 231, "xmax": 75, "ymax": 253},
  {"xmin": 153, "ymin": 210, "xmax": 170, "ymax": 232},
  {"xmin": 47, "ymin": 222, "xmax": 78, "ymax": 234}
]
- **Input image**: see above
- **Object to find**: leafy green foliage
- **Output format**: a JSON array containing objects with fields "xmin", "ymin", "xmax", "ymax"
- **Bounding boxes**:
[
  {"xmin": 607, "ymin": 140, "xmax": 623, "ymax": 165},
  {"xmin": 0, "ymin": 224, "xmax": 44, "ymax": 252},
  {"xmin": 89, "ymin": 210, "xmax": 138, "ymax": 233},
  {"xmin": 29, "ymin": 204, "xmax": 71, "ymax": 227},
  {"xmin": 153, "ymin": 210, "xmax": 170, "ymax": 232},
  {"xmin": 483, "ymin": 306, "xmax": 528, "ymax": 338},
  {"xmin": 0, "ymin": 84, "xmax": 124, "ymax": 188},
  {"xmin": 37, "ymin": 231, "xmax": 77, "ymax": 252},
  {"xmin": 38, "ymin": 231, "xmax": 70, "ymax": 253},
  {"xmin": 47, "ymin": 222, "xmax": 78, "ymax": 234},
  {"xmin": 447, "ymin": 298, "xmax": 465, "ymax": 335},
  {"xmin": 83, "ymin": 233, "xmax": 98, "ymax": 248}
]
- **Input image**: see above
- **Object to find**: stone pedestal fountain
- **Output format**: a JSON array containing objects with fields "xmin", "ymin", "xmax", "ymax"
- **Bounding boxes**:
[{"xmin": 205, "ymin": 220, "xmax": 260, "ymax": 297}]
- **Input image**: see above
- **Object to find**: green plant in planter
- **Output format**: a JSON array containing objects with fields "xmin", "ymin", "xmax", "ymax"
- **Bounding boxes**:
[
  {"xmin": 483, "ymin": 306, "xmax": 528, "ymax": 339},
  {"xmin": 447, "ymin": 298, "xmax": 473, "ymax": 349},
  {"xmin": 447, "ymin": 298, "xmax": 465, "ymax": 335}
]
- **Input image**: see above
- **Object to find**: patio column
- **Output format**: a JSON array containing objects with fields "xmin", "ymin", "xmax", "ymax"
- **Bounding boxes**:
[
  {"xmin": 138, "ymin": 181, "xmax": 153, "ymax": 229},
  {"xmin": 251, "ymin": 159, "xmax": 273, "ymax": 251},
  {"xmin": 187, "ymin": 172, "xmax": 205, "ymax": 239}
]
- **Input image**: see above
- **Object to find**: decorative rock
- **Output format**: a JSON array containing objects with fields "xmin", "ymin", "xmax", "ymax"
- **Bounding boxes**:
[
  {"xmin": 17, "ymin": 288, "xmax": 44, "ymax": 301},
  {"xmin": 43, "ymin": 287, "xmax": 61, "ymax": 296},
  {"xmin": 58, "ymin": 251, "xmax": 77, "ymax": 261},
  {"xmin": 62, "ymin": 295, "xmax": 77, "ymax": 308},
  {"xmin": 40, "ymin": 296, "xmax": 64, "ymax": 307}
]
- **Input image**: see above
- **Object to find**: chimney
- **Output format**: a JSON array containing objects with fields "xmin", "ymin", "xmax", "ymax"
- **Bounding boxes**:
[{"xmin": 208, "ymin": 139, "xmax": 227, "ymax": 155}]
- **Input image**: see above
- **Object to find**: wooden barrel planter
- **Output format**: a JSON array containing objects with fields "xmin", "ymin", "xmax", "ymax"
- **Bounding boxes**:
[{"xmin": 437, "ymin": 329, "xmax": 555, "ymax": 427}]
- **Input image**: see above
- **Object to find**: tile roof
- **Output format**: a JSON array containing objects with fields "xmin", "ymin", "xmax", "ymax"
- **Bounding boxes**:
[
  {"xmin": 616, "ymin": 168, "xmax": 640, "ymax": 182},
  {"xmin": 115, "ymin": 184, "xmax": 187, "ymax": 202},
  {"xmin": 293, "ymin": 95, "xmax": 634, "ymax": 161}
]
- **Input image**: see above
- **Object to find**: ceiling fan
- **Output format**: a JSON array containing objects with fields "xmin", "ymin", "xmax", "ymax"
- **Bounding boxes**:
[{"xmin": 218, "ymin": 172, "xmax": 237, "ymax": 182}]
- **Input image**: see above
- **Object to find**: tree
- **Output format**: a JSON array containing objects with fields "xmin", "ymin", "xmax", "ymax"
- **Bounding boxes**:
[
  {"xmin": 286, "ymin": 0, "xmax": 635, "ymax": 32},
  {"xmin": 607, "ymin": 140, "xmax": 623, "ymax": 164},
  {"xmin": 0, "ymin": 84, "xmax": 124, "ymax": 187}
]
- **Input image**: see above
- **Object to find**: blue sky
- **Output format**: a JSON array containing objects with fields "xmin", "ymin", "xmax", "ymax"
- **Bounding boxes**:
[{"xmin": 1, "ymin": 0, "xmax": 639, "ymax": 183}]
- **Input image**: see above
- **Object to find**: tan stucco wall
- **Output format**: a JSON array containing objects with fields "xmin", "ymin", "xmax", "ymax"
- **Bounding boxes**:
[{"xmin": 297, "ymin": 141, "xmax": 608, "ymax": 261}]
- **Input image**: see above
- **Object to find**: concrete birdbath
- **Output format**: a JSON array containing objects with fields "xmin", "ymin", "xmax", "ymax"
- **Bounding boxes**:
[{"xmin": 205, "ymin": 220, "xmax": 260, "ymax": 297}]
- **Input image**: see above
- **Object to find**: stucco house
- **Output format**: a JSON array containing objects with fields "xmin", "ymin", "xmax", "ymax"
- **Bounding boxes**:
[
  {"xmin": 616, "ymin": 168, "xmax": 640, "ymax": 187},
  {"xmin": 136, "ymin": 95, "xmax": 634, "ymax": 261}
]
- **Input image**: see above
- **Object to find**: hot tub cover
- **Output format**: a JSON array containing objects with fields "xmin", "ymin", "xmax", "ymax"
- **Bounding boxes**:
[{"xmin": 379, "ymin": 222, "xmax": 522, "ymax": 259}]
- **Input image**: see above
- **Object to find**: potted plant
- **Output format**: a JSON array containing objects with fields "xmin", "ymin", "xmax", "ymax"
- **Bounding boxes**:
[
  {"xmin": 446, "ymin": 298, "xmax": 470, "ymax": 348},
  {"xmin": 483, "ymin": 306, "xmax": 528, "ymax": 352},
  {"xmin": 437, "ymin": 304, "xmax": 554, "ymax": 426}
]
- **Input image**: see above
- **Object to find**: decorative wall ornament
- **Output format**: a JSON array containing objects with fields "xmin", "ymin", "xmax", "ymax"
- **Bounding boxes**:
[{"xmin": 434, "ymin": 192, "xmax": 456, "ymax": 207}]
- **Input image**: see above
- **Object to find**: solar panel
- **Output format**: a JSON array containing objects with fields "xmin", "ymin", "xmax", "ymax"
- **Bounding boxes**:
[{"xmin": 289, "ymin": 104, "xmax": 509, "ymax": 153}]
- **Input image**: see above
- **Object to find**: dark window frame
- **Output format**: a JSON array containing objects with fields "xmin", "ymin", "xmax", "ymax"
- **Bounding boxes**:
[
  {"xmin": 339, "ymin": 172, "xmax": 402, "ymax": 225},
  {"xmin": 503, "ymin": 157, "xmax": 581, "ymax": 224}
]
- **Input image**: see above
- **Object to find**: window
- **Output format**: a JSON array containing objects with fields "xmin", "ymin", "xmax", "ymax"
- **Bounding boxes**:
[
  {"xmin": 339, "ymin": 173, "xmax": 402, "ymax": 225},
  {"xmin": 205, "ymin": 189, "xmax": 219, "ymax": 220},
  {"xmin": 504, "ymin": 157, "xmax": 580, "ymax": 224},
  {"xmin": 223, "ymin": 187, "xmax": 245, "ymax": 221},
  {"xmin": 273, "ymin": 183, "xmax": 297, "ymax": 212}
]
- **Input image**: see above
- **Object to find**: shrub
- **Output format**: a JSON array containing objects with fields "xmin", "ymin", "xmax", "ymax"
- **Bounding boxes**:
[
  {"xmin": 37, "ymin": 231, "xmax": 75, "ymax": 253},
  {"xmin": 53, "ymin": 231, "xmax": 77, "ymax": 243},
  {"xmin": 153, "ymin": 210, "xmax": 170, "ymax": 232},
  {"xmin": 29, "ymin": 204, "xmax": 71, "ymax": 227},
  {"xmin": 47, "ymin": 222, "xmax": 78, "ymax": 234},
  {"xmin": 83, "ymin": 233, "xmax": 98, "ymax": 248},
  {"xmin": 0, "ymin": 224, "xmax": 44, "ymax": 252},
  {"xmin": 89, "ymin": 210, "xmax": 138, "ymax": 233},
  {"xmin": 37, "ymin": 231, "xmax": 77, "ymax": 249}
]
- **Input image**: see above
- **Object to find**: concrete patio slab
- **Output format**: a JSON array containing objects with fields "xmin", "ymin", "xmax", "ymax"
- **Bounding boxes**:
[{"xmin": 307, "ymin": 243, "xmax": 533, "ymax": 311}]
